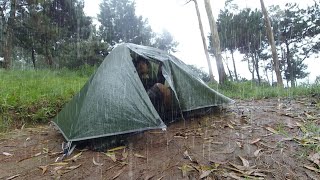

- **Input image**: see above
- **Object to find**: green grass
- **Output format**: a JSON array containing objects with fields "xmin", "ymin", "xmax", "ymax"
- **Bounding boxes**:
[
  {"xmin": 209, "ymin": 80, "xmax": 320, "ymax": 100},
  {"xmin": 303, "ymin": 122, "xmax": 320, "ymax": 153},
  {"xmin": 0, "ymin": 69, "xmax": 90, "ymax": 132},
  {"xmin": 1, "ymin": 70, "xmax": 320, "ymax": 133}
]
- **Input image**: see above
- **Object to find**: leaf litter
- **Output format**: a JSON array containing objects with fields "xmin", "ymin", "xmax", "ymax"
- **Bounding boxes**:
[
  {"xmin": 2, "ymin": 97, "xmax": 320, "ymax": 179},
  {"xmin": 93, "ymin": 157, "xmax": 103, "ymax": 166},
  {"xmin": 226, "ymin": 156, "xmax": 267, "ymax": 178}
]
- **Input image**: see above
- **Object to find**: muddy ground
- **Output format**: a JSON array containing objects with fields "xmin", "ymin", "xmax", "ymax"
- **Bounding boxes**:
[{"xmin": 1, "ymin": 97, "xmax": 320, "ymax": 180}]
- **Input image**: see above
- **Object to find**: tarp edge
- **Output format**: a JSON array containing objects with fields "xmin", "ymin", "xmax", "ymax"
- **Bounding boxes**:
[{"xmin": 51, "ymin": 121, "xmax": 167, "ymax": 142}]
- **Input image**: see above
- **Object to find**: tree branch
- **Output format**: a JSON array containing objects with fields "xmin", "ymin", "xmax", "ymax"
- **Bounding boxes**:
[{"xmin": 184, "ymin": 0, "xmax": 193, "ymax": 5}]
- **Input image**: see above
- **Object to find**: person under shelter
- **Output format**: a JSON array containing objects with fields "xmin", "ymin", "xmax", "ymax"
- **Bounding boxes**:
[{"xmin": 135, "ymin": 56, "xmax": 173, "ymax": 114}]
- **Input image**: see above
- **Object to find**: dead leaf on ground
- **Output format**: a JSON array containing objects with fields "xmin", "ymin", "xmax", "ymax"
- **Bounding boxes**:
[
  {"xmin": 108, "ymin": 146, "xmax": 126, "ymax": 152},
  {"xmin": 229, "ymin": 163, "xmax": 247, "ymax": 172},
  {"xmin": 38, "ymin": 165, "xmax": 48, "ymax": 174},
  {"xmin": 156, "ymin": 176, "xmax": 164, "ymax": 180},
  {"xmin": 64, "ymin": 152, "xmax": 82, "ymax": 162},
  {"xmin": 304, "ymin": 165, "xmax": 320, "ymax": 173},
  {"xmin": 34, "ymin": 152, "xmax": 42, "ymax": 157},
  {"xmin": 111, "ymin": 167, "xmax": 125, "ymax": 180},
  {"xmin": 253, "ymin": 172, "xmax": 267, "ymax": 177},
  {"xmin": 144, "ymin": 174, "xmax": 155, "ymax": 180},
  {"xmin": 280, "ymin": 137, "xmax": 293, "ymax": 142},
  {"xmin": 183, "ymin": 150, "xmax": 193, "ymax": 162},
  {"xmin": 224, "ymin": 172, "xmax": 242, "ymax": 180},
  {"xmin": 50, "ymin": 151, "xmax": 63, "ymax": 156},
  {"xmin": 250, "ymin": 138, "xmax": 261, "ymax": 144},
  {"xmin": 226, "ymin": 165, "xmax": 266, "ymax": 178},
  {"xmin": 228, "ymin": 156, "xmax": 258, "ymax": 176},
  {"xmin": 5, "ymin": 174, "xmax": 20, "ymax": 180},
  {"xmin": 240, "ymin": 115, "xmax": 248, "ymax": 124},
  {"xmin": 236, "ymin": 142, "xmax": 243, "ymax": 148},
  {"xmin": 259, "ymin": 142, "xmax": 276, "ymax": 149},
  {"xmin": 230, "ymin": 120, "xmax": 237, "ymax": 126},
  {"xmin": 106, "ymin": 164, "xmax": 118, "ymax": 171},
  {"xmin": 285, "ymin": 120, "xmax": 298, "ymax": 128},
  {"xmin": 227, "ymin": 123, "xmax": 234, "ymax": 129},
  {"xmin": 261, "ymin": 133, "xmax": 273, "ymax": 137},
  {"xmin": 134, "ymin": 153, "xmax": 146, "ymax": 159},
  {"xmin": 296, "ymin": 122, "xmax": 307, "ymax": 133},
  {"xmin": 265, "ymin": 127, "xmax": 278, "ymax": 134},
  {"xmin": 49, "ymin": 162, "xmax": 68, "ymax": 166},
  {"xmin": 305, "ymin": 170, "xmax": 319, "ymax": 180},
  {"xmin": 199, "ymin": 169, "xmax": 214, "ymax": 179},
  {"xmin": 178, "ymin": 164, "xmax": 194, "ymax": 177},
  {"xmin": 241, "ymin": 125, "xmax": 252, "ymax": 129},
  {"xmin": 2, "ymin": 152, "xmax": 13, "ymax": 156},
  {"xmin": 121, "ymin": 149, "xmax": 128, "ymax": 161},
  {"xmin": 239, "ymin": 156, "xmax": 250, "ymax": 167},
  {"xmin": 308, "ymin": 153, "xmax": 320, "ymax": 167},
  {"xmin": 42, "ymin": 148, "xmax": 49, "ymax": 153},
  {"xmin": 53, "ymin": 166, "xmax": 64, "ymax": 172},
  {"xmin": 211, "ymin": 141, "xmax": 223, "ymax": 145},
  {"xmin": 174, "ymin": 132, "xmax": 187, "ymax": 139},
  {"xmin": 105, "ymin": 152, "xmax": 117, "ymax": 162},
  {"xmin": 305, "ymin": 113, "xmax": 317, "ymax": 120},
  {"xmin": 294, "ymin": 137, "xmax": 317, "ymax": 146},
  {"xmin": 312, "ymin": 137, "xmax": 320, "ymax": 141},
  {"xmin": 93, "ymin": 157, "xmax": 103, "ymax": 166},
  {"xmin": 65, "ymin": 164, "xmax": 81, "ymax": 170},
  {"xmin": 254, "ymin": 149, "xmax": 263, "ymax": 157},
  {"xmin": 56, "ymin": 169, "xmax": 72, "ymax": 175}
]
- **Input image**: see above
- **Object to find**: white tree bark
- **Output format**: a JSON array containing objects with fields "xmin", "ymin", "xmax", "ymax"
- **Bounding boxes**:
[
  {"xmin": 260, "ymin": 0, "xmax": 283, "ymax": 87},
  {"xmin": 204, "ymin": 0, "xmax": 227, "ymax": 84},
  {"xmin": 192, "ymin": 0, "xmax": 215, "ymax": 82}
]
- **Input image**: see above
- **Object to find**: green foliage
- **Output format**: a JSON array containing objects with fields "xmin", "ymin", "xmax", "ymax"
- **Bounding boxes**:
[
  {"xmin": 98, "ymin": 0, "xmax": 154, "ymax": 46},
  {"xmin": 216, "ymin": 2, "xmax": 319, "ymax": 85},
  {"xmin": 55, "ymin": 40, "xmax": 109, "ymax": 69},
  {"xmin": 13, "ymin": 0, "xmax": 92, "ymax": 68},
  {"xmin": 271, "ymin": 3, "xmax": 316, "ymax": 87},
  {"xmin": 215, "ymin": 7, "xmax": 266, "ymax": 84},
  {"xmin": 315, "ymin": 76, "xmax": 320, "ymax": 85},
  {"xmin": 0, "ymin": 69, "xmax": 89, "ymax": 132},
  {"xmin": 97, "ymin": 0, "xmax": 177, "ymax": 53},
  {"xmin": 152, "ymin": 29, "xmax": 179, "ymax": 53},
  {"xmin": 187, "ymin": 64, "xmax": 211, "ymax": 82}
]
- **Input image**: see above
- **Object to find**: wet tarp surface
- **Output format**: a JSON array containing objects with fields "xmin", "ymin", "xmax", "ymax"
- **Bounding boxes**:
[{"xmin": 53, "ymin": 43, "xmax": 234, "ymax": 142}]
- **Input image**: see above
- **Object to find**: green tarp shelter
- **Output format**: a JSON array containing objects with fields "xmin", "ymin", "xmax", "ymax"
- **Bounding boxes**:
[{"xmin": 53, "ymin": 43, "xmax": 234, "ymax": 142}]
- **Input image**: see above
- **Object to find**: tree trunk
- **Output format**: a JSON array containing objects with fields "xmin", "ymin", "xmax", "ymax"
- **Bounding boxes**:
[
  {"xmin": 204, "ymin": 0, "xmax": 227, "ymax": 84},
  {"xmin": 192, "ymin": 0, "xmax": 215, "ymax": 82},
  {"xmin": 45, "ymin": 45, "xmax": 53, "ymax": 67},
  {"xmin": 254, "ymin": 52, "xmax": 261, "ymax": 85},
  {"xmin": 224, "ymin": 53, "xmax": 233, "ymax": 81},
  {"xmin": 271, "ymin": 64, "xmax": 274, "ymax": 86},
  {"xmin": 3, "ymin": 0, "xmax": 16, "ymax": 69},
  {"xmin": 265, "ymin": 67, "xmax": 270, "ymax": 85},
  {"xmin": 260, "ymin": 0, "xmax": 283, "ymax": 87},
  {"xmin": 285, "ymin": 42, "xmax": 295, "ymax": 87},
  {"xmin": 31, "ymin": 48, "xmax": 36, "ymax": 69},
  {"xmin": 230, "ymin": 49, "xmax": 238, "ymax": 81},
  {"xmin": 250, "ymin": 55, "xmax": 255, "ymax": 81}
]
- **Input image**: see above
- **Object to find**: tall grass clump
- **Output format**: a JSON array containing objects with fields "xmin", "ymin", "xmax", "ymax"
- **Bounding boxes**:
[{"xmin": 0, "ymin": 68, "xmax": 91, "ymax": 132}]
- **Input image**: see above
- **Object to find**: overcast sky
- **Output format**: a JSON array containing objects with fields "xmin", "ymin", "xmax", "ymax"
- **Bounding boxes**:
[{"xmin": 84, "ymin": 0, "xmax": 318, "ymax": 83}]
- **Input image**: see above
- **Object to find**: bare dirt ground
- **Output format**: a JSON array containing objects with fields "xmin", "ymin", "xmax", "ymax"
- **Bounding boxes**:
[{"xmin": 1, "ymin": 97, "xmax": 320, "ymax": 180}]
